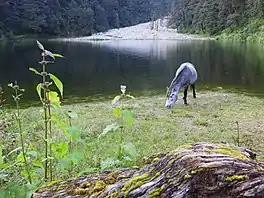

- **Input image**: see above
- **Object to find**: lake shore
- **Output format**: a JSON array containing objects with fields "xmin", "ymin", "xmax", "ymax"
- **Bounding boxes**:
[
  {"xmin": 51, "ymin": 18, "xmax": 215, "ymax": 42},
  {"xmin": 5, "ymin": 90, "xmax": 264, "ymax": 160},
  {"xmin": 2, "ymin": 90, "xmax": 264, "ymax": 190}
]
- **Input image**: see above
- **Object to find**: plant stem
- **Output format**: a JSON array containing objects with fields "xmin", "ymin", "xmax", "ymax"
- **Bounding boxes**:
[
  {"xmin": 48, "ymin": 101, "xmax": 53, "ymax": 182},
  {"xmin": 236, "ymin": 121, "xmax": 240, "ymax": 147},
  {"xmin": 15, "ymin": 89, "xmax": 32, "ymax": 184},
  {"xmin": 42, "ymin": 56, "xmax": 49, "ymax": 182},
  {"xmin": 118, "ymin": 125, "xmax": 124, "ymax": 159}
]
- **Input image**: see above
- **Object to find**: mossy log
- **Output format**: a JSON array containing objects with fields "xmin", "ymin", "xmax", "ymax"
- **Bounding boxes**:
[{"xmin": 32, "ymin": 142, "xmax": 264, "ymax": 198}]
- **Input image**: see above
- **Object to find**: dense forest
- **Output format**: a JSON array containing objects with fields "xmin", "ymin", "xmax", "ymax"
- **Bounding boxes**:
[
  {"xmin": 1, "ymin": 0, "xmax": 263, "ymax": 39},
  {"xmin": 0, "ymin": 0, "xmax": 173, "ymax": 38},
  {"xmin": 168, "ymin": 0, "xmax": 264, "ymax": 35}
]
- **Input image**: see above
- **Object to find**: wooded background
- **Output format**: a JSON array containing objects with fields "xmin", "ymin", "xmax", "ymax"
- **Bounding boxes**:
[{"xmin": 0, "ymin": 0, "xmax": 263, "ymax": 37}]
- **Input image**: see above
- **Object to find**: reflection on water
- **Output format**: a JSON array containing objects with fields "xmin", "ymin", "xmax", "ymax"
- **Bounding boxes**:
[
  {"xmin": 0, "ymin": 39, "xmax": 264, "ymax": 105},
  {"xmin": 81, "ymin": 40, "xmax": 193, "ymax": 60}
]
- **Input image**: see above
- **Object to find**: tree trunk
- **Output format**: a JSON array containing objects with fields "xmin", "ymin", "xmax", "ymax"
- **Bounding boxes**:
[{"xmin": 32, "ymin": 142, "xmax": 264, "ymax": 198}]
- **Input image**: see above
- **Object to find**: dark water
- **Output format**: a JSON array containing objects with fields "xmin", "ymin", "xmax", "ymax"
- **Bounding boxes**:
[{"xmin": 0, "ymin": 39, "xmax": 264, "ymax": 106}]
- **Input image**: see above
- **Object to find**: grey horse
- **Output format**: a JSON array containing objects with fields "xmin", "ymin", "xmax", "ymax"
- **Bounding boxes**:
[{"xmin": 165, "ymin": 62, "xmax": 198, "ymax": 108}]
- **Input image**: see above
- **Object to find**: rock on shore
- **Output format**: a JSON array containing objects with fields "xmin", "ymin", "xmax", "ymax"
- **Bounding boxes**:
[{"xmin": 54, "ymin": 18, "xmax": 214, "ymax": 42}]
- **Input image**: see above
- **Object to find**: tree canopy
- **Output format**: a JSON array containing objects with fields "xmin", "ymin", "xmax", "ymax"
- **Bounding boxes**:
[
  {"xmin": 168, "ymin": 0, "xmax": 264, "ymax": 35},
  {"xmin": 0, "ymin": 0, "xmax": 173, "ymax": 38}
]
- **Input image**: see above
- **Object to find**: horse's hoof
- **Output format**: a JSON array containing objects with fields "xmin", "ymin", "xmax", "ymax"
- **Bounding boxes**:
[{"xmin": 184, "ymin": 103, "xmax": 189, "ymax": 106}]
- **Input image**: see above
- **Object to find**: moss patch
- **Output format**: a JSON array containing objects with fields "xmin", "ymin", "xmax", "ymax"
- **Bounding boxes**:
[
  {"xmin": 122, "ymin": 173, "xmax": 149, "ymax": 192},
  {"xmin": 206, "ymin": 145, "xmax": 249, "ymax": 160},
  {"xmin": 55, "ymin": 184, "xmax": 68, "ymax": 191},
  {"xmin": 147, "ymin": 186, "xmax": 164, "ymax": 198},
  {"xmin": 190, "ymin": 167, "xmax": 214, "ymax": 175},
  {"xmin": 40, "ymin": 180, "xmax": 63, "ymax": 189},
  {"xmin": 225, "ymin": 175, "xmax": 249, "ymax": 182},
  {"xmin": 184, "ymin": 174, "xmax": 191, "ymax": 180},
  {"xmin": 74, "ymin": 180, "xmax": 108, "ymax": 196},
  {"xmin": 152, "ymin": 157, "xmax": 160, "ymax": 163}
]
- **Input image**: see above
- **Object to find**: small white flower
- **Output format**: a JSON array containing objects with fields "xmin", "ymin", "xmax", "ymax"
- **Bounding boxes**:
[{"xmin": 120, "ymin": 85, "xmax": 126, "ymax": 94}]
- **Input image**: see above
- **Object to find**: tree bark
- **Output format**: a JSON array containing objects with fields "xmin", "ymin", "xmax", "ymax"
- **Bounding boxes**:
[{"xmin": 32, "ymin": 142, "xmax": 264, "ymax": 198}]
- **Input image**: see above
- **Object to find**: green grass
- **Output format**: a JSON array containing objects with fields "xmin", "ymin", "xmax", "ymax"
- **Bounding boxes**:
[{"xmin": 1, "ymin": 90, "xmax": 264, "ymax": 182}]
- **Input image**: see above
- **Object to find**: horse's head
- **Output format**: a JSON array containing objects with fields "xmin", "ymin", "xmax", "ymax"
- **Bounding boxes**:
[{"xmin": 165, "ymin": 87, "xmax": 178, "ymax": 108}]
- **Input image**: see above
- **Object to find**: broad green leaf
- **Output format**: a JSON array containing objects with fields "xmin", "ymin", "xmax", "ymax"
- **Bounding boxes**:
[
  {"xmin": 25, "ymin": 183, "xmax": 38, "ymax": 198},
  {"xmin": 32, "ymin": 161, "xmax": 43, "ymax": 168},
  {"xmin": 47, "ymin": 91, "xmax": 61, "ymax": 107},
  {"xmin": 26, "ymin": 151, "xmax": 38, "ymax": 158},
  {"xmin": 121, "ymin": 142, "xmax": 137, "ymax": 158},
  {"xmin": 36, "ymin": 83, "xmax": 42, "ymax": 101},
  {"xmin": 58, "ymin": 158, "xmax": 71, "ymax": 170},
  {"xmin": 69, "ymin": 149, "xmax": 84, "ymax": 164},
  {"xmin": 29, "ymin": 67, "xmax": 41, "ymax": 75},
  {"xmin": 112, "ymin": 95, "xmax": 121, "ymax": 105},
  {"xmin": 59, "ymin": 142, "xmax": 69, "ymax": 157},
  {"xmin": 122, "ymin": 156, "xmax": 132, "ymax": 162},
  {"xmin": 17, "ymin": 153, "xmax": 24, "ymax": 162},
  {"xmin": 34, "ymin": 167, "xmax": 43, "ymax": 174},
  {"xmin": 36, "ymin": 40, "xmax": 44, "ymax": 51},
  {"xmin": 123, "ymin": 109, "xmax": 134, "ymax": 127},
  {"xmin": 99, "ymin": 123, "xmax": 120, "ymax": 138},
  {"xmin": 52, "ymin": 142, "xmax": 68, "ymax": 159},
  {"xmin": 8, "ymin": 83, "xmax": 13, "ymax": 88},
  {"xmin": 21, "ymin": 170, "xmax": 28, "ymax": 178},
  {"xmin": 44, "ymin": 50, "xmax": 55, "ymax": 60},
  {"xmin": 1, "ymin": 163, "xmax": 9, "ymax": 169},
  {"xmin": 100, "ymin": 157, "xmax": 121, "ymax": 170},
  {"xmin": 66, "ymin": 126, "xmax": 81, "ymax": 141},
  {"xmin": 113, "ymin": 107, "xmax": 122, "ymax": 117},
  {"xmin": 49, "ymin": 74, "xmax": 63, "ymax": 97},
  {"xmin": 53, "ymin": 53, "xmax": 65, "ymax": 58}
]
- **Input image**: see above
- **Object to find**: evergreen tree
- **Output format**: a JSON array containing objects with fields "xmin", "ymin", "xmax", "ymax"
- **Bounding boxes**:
[{"xmin": 0, "ymin": 0, "xmax": 174, "ymax": 37}]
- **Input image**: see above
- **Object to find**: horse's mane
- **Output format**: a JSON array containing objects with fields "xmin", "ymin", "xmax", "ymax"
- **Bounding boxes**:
[{"xmin": 166, "ymin": 66, "xmax": 187, "ymax": 97}]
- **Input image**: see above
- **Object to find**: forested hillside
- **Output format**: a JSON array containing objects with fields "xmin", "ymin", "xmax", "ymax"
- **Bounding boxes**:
[
  {"xmin": 168, "ymin": 0, "xmax": 264, "ymax": 37},
  {"xmin": 1, "ymin": 0, "xmax": 263, "ymax": 40},
  {"xmin": 0, "ymin": 0, "xmax": 173, "ymax": 38}
]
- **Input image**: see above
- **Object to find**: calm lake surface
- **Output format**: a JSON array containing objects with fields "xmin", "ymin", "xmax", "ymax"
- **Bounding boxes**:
[{"xmin": 0, "ymin": 39, "xmax": 264, "ymax": 105}]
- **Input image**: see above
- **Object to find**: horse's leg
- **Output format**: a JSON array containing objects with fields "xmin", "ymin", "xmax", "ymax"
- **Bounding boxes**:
[
  {"xmin": 191, "ymin": 84, "xmax": 196, "ymax": 98},
  {"xmin": 183, "ymin": 86, "xmax": 189, "ymax": 105}
]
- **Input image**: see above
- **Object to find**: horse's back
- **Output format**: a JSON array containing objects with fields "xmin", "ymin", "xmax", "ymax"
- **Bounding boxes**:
[{"xmin": 175, "ymin": 62, "xmax": 197, "ymax": 84}]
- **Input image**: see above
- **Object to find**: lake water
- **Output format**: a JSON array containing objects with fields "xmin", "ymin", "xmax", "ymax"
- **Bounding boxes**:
[{"xmin": 0, "ymin": 39, "xmax": 264, "ymax": 106}]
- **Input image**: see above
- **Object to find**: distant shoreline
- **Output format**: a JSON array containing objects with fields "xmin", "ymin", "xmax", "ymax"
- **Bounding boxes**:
[{"xmin": 50, "ymin": 18, "xmax": 215, "ymax": 42}]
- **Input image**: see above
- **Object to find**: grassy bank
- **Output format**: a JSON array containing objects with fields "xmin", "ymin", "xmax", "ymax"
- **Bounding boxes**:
[
  {"xmin": 61, "ymin": 90, "xmax": 264, "ymax": 158},
  {"xmin": 217, "ymin": 19, "xmax": 264, "ymax": 43},
  {"xmin": 1, "ymin": 90, "xmax": 264, "ymax": 195},
  {"xmin": 3, "ymin": 90, "xmax": 264, "ymax": 164}
]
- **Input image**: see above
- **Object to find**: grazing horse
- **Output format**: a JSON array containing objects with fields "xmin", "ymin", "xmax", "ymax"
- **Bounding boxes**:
[{"xmin": 165, "ymin": 62, "xmax": 198, "ymax": 108}]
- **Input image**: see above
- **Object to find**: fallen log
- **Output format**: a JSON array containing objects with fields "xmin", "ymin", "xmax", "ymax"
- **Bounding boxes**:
[{"xmin": 32, "ymin": 142, "xmax": 264, "ymax": 198}]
